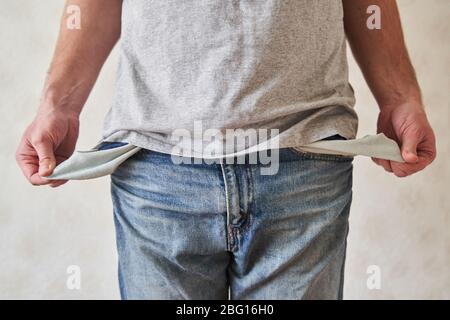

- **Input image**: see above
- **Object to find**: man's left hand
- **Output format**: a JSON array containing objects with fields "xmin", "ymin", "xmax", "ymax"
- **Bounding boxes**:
[{"xmin": 373, "ymin": 101, "xmax": 436, "ymax": 177}]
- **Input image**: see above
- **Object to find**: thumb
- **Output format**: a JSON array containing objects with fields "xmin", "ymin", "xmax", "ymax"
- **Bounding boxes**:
[
  {"xmin": 33, "ymin": 140, "xmax": 56, "ymax": 176},
  {"xmin": 401, "ymin": 131, "xmax": 420, "ymax": 164}
]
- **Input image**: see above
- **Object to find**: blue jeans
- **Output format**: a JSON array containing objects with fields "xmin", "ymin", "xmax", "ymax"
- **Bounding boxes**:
[{"xmin": 103, "ymin": 141, "xmax": 353, "ymax": 300}]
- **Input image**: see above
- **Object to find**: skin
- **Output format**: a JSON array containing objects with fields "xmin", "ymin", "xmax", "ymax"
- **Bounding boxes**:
[
  {"xmin": 16, "ymin": 0, "xmax": 436, "ymax": 186},
  {"xmin": 16, "ymin": 0, "xmax": 122, "ymax": 187},
  {"xmin": 343, "ymin": 0, "xmax": 436, "ymax": 176}
]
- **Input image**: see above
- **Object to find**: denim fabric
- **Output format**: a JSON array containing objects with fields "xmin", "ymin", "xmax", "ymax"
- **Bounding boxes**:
[
  {"xmin": 97, "ymin": 141, "xmax": 129, "ymax": 150},
  {"xmin": 105, "ymin": 142, "xmax": 353, "ymax": 300}
]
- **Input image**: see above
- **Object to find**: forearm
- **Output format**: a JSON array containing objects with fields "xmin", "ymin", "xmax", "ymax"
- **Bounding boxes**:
[
  {"xmin": 42, "ymin": 0, "xmax": 122, "ymax": 115},
  {"xmin": 343, "ymin": 0, "xmax": 422, "ymax": 110}
]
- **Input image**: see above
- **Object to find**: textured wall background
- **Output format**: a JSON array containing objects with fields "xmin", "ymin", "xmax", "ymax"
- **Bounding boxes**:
[{"xmin": 0, "ymin": 0, "xmax": 448, "ymax": 299}]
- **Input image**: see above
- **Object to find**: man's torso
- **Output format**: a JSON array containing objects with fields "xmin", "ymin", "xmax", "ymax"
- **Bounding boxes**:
[{"xmin": 102, "ymin": 0, "xmax": 358, "ymax": 156}]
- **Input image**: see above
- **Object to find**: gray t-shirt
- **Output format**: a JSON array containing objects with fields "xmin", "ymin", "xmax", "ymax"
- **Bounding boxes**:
[{"xmin": 102, "ymin": 0, "xmax": 358, "ymax": 157}]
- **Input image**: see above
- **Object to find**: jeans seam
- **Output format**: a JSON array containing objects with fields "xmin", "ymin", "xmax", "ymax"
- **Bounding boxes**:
[
  {"xmin": 219, "ymin": 162, "xmax": 234, "ymax": 252},
  {"xmin": 241, "ymin": 166, "xmax": 254, "ymax": 233},
  {"xmin": 302, "ymin": 194, "xmax": 352, "ymax": 299},
  {"xmin": 289, "ymin": 147, "xmax": 354, "ymax": 162}
]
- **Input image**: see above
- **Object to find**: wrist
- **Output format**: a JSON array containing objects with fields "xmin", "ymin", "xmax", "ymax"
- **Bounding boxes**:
[
  {"xmin": 39, "ymin": 81, "xmax": 85, "ymax": 116},
  {"xmin": 379, "ymin": 97, "xmax": 425, "ymax": 115},
  {"xmin": 377, "ymin": 86, "xmax": 424, "ymax": 111},
  {"xmin": 380, "ymin": 100, "xmax": 426, "ymax": 114}
]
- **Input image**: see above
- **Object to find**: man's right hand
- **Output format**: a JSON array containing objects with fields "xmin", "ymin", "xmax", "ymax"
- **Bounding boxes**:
[
  {"xmin": 15, "ymin": 0, "xmax": 122, "ymax": 187},
  {"xmin": 16, "ymin": 106, "xmax": 79, "ymax": 187}
]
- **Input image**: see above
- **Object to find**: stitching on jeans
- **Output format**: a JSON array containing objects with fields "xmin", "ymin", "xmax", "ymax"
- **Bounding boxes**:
[
  {"xmin": 239, "ymin": 166, "xmax": 254, "ymax": 233},
  {"xmin": 289, "ymin": 147, "xmax": 354, "ymax": 162},
  {"xmin": 219, "ymin": 162, "xmax": 233, "ymax": 252},
  {"xmin": 299, "ymin": 195, "xmax": 352, "ymax": 299}
]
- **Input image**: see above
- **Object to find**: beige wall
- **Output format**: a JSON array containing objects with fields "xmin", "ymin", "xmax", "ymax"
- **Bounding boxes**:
[{"xmin": 0, "ymin": 0, "xmax": 448, "ymax": 299}]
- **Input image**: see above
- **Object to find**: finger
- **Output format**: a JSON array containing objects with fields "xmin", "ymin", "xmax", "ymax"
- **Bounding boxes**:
[
  {"xmin": 372, "ymin": 157, "xmax": 381, "ymax": 166},
  {"xmin": 376, "ymin": 158, "xmax": 393, "ymax": 173},
  {"xmin": 16, "ymin": 140, "xmax": 52, "ymax": 185},
  {"xmin": 32, "ymin": 140, "xmax": 56, "ymax": 177},
  {"xmin": 49, "ymin": 179, "xmax": 68, "ymax": 188},
  {"xmin": 400, "ymin": 131, "xmax": 420, "ymax": 164},
  {"xmin": 391, "ymin": 159, "xmax": 428, "ymax": 177},
  {"xmin": 29, "ymin": 172, "xmax": 53, "ymax": 186},
  {"xmin": 372, "ymin": 157, "xmax": 393, "ymax": 172},
  {"xmin": 416, "ymin": 134, "xmax": 437, "ymax": 165}
]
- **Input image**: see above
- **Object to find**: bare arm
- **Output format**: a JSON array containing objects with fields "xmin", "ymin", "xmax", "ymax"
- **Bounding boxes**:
[
  {"xmin": 343, "ymin": 0, "xmax": 436, "ymax": 177},
  {"xmin": 16, "ymin": 0, "xmax": 122, "ymax": 186},
  {"xmin": 44, "ymin": 0, "xmax": 122, "ymax": 114}
]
